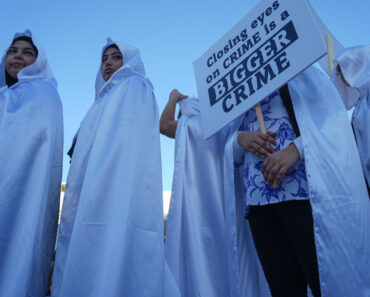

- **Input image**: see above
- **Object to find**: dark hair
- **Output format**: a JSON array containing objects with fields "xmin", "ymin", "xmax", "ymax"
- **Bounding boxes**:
[
  {"xmin": 103, "ymin": 44, "xmax": 119, "ymax": 54},
  {"xmin": 11, "ymin": 36, "xmax": 38, "ymax": 57},
  {"xmin": 5, "ymin": 70, "xmax": 18, "ymax": 86},
  {"xmin": 5, "ymin": 36, "xmax": 38, "ymax": 87}
]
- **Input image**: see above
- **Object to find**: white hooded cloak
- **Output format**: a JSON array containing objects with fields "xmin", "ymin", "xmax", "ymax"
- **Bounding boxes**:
[
  {"xmin": 331, "ymin": 45, "xmax": 370, "ymax": 188},
  {"xmin": 0, "ymin": 30, "xmax": 63, "ymax": 297},
  {"xmin": 164, "ymin": 98, "xmax": 270, "ymax": 297},
  {"xmin": 51, "ymin": 39, "xmax": 164, "ymax": 297}
]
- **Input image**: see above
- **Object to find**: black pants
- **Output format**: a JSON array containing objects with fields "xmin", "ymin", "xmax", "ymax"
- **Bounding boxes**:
[{"xmin": 248, "ymin": 200, "xmax": 321, "ymax": 297}]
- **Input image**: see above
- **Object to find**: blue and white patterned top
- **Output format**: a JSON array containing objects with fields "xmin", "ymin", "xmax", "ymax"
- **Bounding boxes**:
[{"xmin": 234, "ymin": 91, "xmax": 309, "ymax": 207}]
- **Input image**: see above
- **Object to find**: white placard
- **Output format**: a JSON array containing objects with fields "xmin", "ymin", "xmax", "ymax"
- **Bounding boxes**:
[{"xmin": 193, "ymin": 0, "xmax": 327, "ymax": 138}]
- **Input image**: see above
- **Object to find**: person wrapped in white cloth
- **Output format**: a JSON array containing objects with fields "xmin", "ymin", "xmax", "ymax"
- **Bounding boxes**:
[
  {"xmin": 0, "ymin": 29, "xmax": 63, "ymax": 297},
  {"xmin": 51, "ymin": 39, "xmax": 164, "ymax": 297},
  {"xmin": 331, "ymin": 45, "xmax": 370, "ymax": 194}
]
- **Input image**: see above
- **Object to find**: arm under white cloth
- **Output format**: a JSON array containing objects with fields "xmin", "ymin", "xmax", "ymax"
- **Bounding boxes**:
[
  {"xmin": 232, "ymin": 132, "xmax": 245, "ymax": 166},
  {"xmin": 292, "ymin": 136, "xmax": 304, "ymax": 160}
]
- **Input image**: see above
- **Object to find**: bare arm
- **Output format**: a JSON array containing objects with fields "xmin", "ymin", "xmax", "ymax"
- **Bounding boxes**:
[{"xmin": 160, "ymin": 89, "xmax": 188, "ymax": 139}]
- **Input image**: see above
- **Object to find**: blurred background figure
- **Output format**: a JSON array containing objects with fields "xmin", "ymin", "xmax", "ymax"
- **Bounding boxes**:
[{"xmin": 332, "ymin": 45, "xmax": 370, "ymax": 195}]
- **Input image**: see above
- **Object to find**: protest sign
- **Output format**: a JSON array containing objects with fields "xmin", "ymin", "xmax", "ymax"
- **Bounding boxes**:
[{"xmin": 194, "ymin": 0, "xmax": 327, "ymax": 138}]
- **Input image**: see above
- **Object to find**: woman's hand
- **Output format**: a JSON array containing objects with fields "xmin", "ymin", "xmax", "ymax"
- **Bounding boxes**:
[
  {"xmin": 262, "ymin": 142, "xmax": 300, "ymax": 188},
  {"xmin": 160, "ymin": 89, "xmax": 188, "ymax": 139},
  {"xmin": 237, "ymin": 130, "xmax": 277, "ymax": 159},
  {"xmin": 169, "ymin": 89, "xmax": 188, "ymax": 103}
]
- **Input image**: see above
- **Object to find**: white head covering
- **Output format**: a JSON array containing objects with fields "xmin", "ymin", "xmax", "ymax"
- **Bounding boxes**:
[
  {"xmin": 331, "ymin": 45, "xmax": 370, "ymax": 109},
  {"xmin": 0, "ymin": 29, "xmax": 56, "ymax": 88},
  {"xmin": 95, "ymin": 38, "xmax": 151, "ymax": 100}
]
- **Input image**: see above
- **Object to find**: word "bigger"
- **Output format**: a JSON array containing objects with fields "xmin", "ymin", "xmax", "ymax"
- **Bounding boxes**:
[{"xmin": 208, "ymin": 21, "xmax": 298, "ymax": 113}]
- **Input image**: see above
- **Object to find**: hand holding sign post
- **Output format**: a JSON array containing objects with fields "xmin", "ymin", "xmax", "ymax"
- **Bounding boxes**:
[{"xmin": 194, "ymin": 0, "xmax": 327, "ymax": 139}]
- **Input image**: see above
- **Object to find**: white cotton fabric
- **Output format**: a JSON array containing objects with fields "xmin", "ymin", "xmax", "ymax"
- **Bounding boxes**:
[
  {"xmin": 164, "ymin": 98, "xmax": 270, "ymax": 297},
  {"xmin": 51, "ymin": 39, "xmax": 164, "ymax": 297},
  {"xmin": 0, "ymin": 29, "xmax": 63, "ymax": 297},
  {"xmin": 331, "ymin": 45, "xmax": 370, "ymax": 186}
]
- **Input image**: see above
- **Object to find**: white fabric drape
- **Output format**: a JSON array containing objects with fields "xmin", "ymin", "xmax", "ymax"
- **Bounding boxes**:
[
  {"xmin": 51, "ymin": 39, "xmax": 164, "ymax": 297},
  {"xmin": 0, "ymin": 29, "xmax": 63, "ymax": 297}
]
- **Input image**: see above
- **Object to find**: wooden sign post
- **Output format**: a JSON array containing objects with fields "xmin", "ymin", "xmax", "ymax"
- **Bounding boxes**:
[
  {"xmin": 326, "ymin": 33, "xmax": 335, "ymax": 75},
  {"xmin": 254, "ymin": 103, "xmax": 267, "ymax": 134}
]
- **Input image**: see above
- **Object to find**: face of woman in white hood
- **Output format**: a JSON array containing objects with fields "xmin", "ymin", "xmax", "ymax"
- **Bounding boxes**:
[
  {"xmin": 6, "ymin": 40, "xmax": 37, "ymax": 79},
  {"xmin": 101, "ymin": 45, "xmax": 123, "ymax": 81}
]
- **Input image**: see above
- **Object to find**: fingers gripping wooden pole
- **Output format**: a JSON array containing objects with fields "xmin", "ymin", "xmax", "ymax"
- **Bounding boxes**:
[
  {"xmin": 254, "ymin": 103, "xmax": 266, "ymax": 134},
  {"xmin": 326, "ymin": 33, "xmax": 334, "ymax": 76}
]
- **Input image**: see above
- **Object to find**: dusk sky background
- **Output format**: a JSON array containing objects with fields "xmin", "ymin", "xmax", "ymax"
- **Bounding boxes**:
[{"xmin": 1, "ymin": 0, "xmax": 369, "ymax": 190}]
